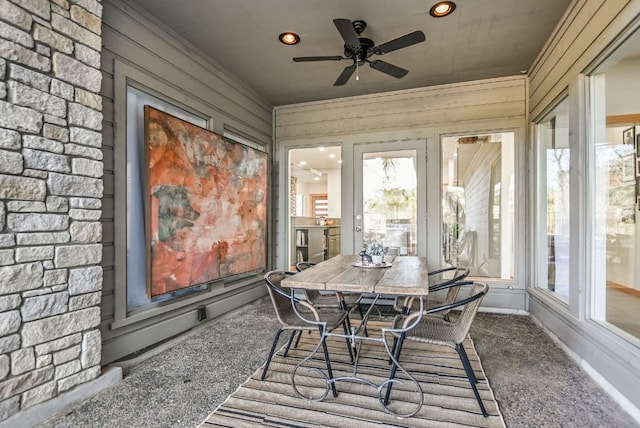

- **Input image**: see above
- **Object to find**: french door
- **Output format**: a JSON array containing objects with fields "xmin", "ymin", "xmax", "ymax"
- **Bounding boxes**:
[{"xmin": 353, "ymin": 141, "xmax": 427, "ymax": 257}]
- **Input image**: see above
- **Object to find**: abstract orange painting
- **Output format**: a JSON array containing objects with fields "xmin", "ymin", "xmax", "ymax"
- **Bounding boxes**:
[{"xmin": 144, "ymin": 106, "xmax": 267, "ymax": 297}]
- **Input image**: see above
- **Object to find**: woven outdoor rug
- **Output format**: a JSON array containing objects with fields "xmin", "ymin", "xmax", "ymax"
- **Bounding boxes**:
[{"xmin": 200, "ymin": 320, "xmax": 505, "ymax": 427}]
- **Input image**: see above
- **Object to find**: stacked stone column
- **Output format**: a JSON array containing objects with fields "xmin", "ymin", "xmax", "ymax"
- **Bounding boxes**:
[{"xmin": 0, "ymin": 0, "xmax": 103, "ymax": 421}]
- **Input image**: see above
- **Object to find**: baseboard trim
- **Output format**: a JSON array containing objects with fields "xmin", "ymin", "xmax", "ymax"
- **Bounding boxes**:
[
  {"xmin": 606, "ymin": 280, "xmax": 640, "ymax": 297},
  {"xmin": 479, "ymin": 306, "xmax": 530, "ymax": 316}
]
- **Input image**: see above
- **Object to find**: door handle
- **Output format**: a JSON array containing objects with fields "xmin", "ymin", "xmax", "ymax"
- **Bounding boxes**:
[{"xmin": 355, "ymin": 226, "xmax": 362, "ymax": 232}]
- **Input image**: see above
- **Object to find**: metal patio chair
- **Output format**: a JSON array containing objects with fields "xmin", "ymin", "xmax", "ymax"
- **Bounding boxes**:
[
  {"xmin": 261, "ymin": 270, "xmax": 354, "ymax": 396},
  {"xmin": 393, "ymin": 266, "xmax": 470, "ymax": 320},
  {"xmin": 386, "ymin": 281, "xmax": 490, "ymax": 416}
]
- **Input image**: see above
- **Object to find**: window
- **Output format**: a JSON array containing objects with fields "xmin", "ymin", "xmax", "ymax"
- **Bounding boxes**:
[
  {"xmin": 310, "ymin": 194, "xmax": 329, "ymax": 217},
  {"xmin": 441, "ymin": 133, "xmax": 515, "ymax": 279},
  {"xmin": 589, "ymin": 29, "xmax": 640, "ymax": 340},
  {"xmin": 535, "ymin": 98, "xmax": 570, "ymax": 302}
]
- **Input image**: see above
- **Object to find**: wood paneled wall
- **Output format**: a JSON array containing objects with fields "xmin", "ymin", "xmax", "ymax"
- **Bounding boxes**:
[{"xmin": 275, "ymin": 77, "xmax": 526, "ymax": 142}]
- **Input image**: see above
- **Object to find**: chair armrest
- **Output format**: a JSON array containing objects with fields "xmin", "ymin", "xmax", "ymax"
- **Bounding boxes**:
[
  {"xmin": 429, "ymin": 279, "xmax": 472, "ymax": 293},
  {"xmin": 427, "ymin": 266, "xmax": 458, "ymax": 275},
  {"xmin": 399, "ymin": 282, "xmax": 486, "ymax": 329},
  {"xmin": 294, "ymin": 298, "xmax": 321, "ymax": 322}
]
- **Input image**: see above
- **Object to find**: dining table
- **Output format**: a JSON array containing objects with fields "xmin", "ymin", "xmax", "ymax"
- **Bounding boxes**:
[{"xmin": 281, "ymin": 254, "xmax": 433, "ymax": 418}]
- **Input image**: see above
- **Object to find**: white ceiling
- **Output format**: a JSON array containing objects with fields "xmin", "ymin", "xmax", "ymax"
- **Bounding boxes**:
[{"xmin": 125, "ymin": 0, "xmax": 573, "ymax": 106}]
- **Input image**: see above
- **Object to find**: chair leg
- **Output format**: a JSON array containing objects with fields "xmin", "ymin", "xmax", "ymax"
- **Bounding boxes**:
[
  {"xmin": 357, "ymin": 302, "xmax": 364, "ymax": 319},
  {"xmin": 318, "ymin": 326, "xmax": 339, "ymax": 397},
  {"xmin": 455, "ymin": 343, "xmax": 488, "ymax": 417},
  {"xmin": 261, "ymin": 328, "xmax": 285, "ymax": 381},
  {"xmin": 383, "ymin": 332, "xmax": 406, "ymax": 406},
  {"xmin": 388, "ymin": 335, "xmax": 398, "ymax": 365},
  {"xmin": 292, "ymin": 330, "xmax": 303, "ymax": 349},
  {"xmin": 342, "ymin": 320, "xmax": 355, "ymax": 363},
  {"xmin": 359, "ymin": 303, "xmax": 369, "ymax": 337},
  {"xmin": 283, "ymin": 330, "xmax": 298, "ymax": 356},
  {"xmin": 457, "ymin": 342, "xmax": 479, "ymax": 384}
]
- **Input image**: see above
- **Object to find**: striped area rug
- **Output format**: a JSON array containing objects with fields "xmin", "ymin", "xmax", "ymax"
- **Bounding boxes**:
[{"xmin": 200, "ymin": 320, "xmax": 505, "ymax": 427}]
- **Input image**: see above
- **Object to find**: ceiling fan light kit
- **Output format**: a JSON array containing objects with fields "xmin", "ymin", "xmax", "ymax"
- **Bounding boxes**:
[{"xmin": 292, "ymin": 18, "xmax": 426, "ymax": 86}]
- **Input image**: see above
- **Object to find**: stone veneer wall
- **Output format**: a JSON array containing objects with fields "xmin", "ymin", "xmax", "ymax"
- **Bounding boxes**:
[
  {"xmin": 0, "ymin": 0, "xmax": 103, "ymax": 422},
  {"xmin": 290, "ymin": 176, "xmax": 296, "ymax": 215}
]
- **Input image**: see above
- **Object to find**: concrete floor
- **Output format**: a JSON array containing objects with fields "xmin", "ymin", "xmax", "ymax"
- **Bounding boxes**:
[{"xmin": 37, "ymin": 297, "xmax": 638, "ymax": 427}]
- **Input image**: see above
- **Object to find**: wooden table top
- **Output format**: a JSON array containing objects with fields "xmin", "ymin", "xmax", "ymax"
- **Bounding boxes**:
[{"xmin": 282, "ymin": 255, "xmax": 430, "ymax": 296}]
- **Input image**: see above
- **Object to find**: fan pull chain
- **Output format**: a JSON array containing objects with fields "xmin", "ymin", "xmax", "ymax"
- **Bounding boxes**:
[{"xmin": 356, "ymin": 61, "xmax": 359, "ymax": 81}]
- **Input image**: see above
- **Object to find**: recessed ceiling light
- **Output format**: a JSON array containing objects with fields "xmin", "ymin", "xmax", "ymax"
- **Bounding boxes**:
[
  {"xmin": 314, "ymin": 177, "xmax": 320, "ymax": 181},
  {"xmin": 279, "ymin": 32, "xmax": 300, "ymax": 45},
  {"xmin": 329, "ymin": 153, "xmax": 335, "ymax": 159},
  {"xmin": 299, "ymin": 161, "xmax": 307, "ymax": 166},
  {"xmin": 338, "ymin": 160, "xmax": 343, "ymax": 164},
  {"xmin": 318, "ymin": 147, "xmax": 325, "ymax": 152},
  {"xmin": 429, "ymin": 1, "xmax": 456, "ymax": 17}
]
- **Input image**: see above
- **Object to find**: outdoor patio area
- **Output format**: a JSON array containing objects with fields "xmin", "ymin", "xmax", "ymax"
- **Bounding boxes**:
[{"xmin": 35, "ymin": 297, "xmax": 637, "ymax": 427}]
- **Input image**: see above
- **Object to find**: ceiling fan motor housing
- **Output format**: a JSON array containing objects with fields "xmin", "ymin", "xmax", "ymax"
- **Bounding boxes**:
[{"xmin": 344, "ymin": 37, "xmax": 375, "ymax": 62}]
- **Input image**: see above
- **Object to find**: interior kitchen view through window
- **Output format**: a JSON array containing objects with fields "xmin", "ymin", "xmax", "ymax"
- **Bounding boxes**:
[
  {"xmin": 441, "ymin": 133, "xmax": 515, "ymax": 280},
  {"xmin": 289, "ymin": 146, "xmax": 342, "ymax": 270},
  {"xmin": 590, "ymin": 28, "xmax": 640, "ymax": 340}
]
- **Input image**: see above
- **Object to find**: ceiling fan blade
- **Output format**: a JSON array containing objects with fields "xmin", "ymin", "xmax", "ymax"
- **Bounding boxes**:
[
  {"xmin": 334, "ymin": 64, "xmax": 357, "ymax": 86},
  {"xmin": 293, "ymin": 56, "xmax": 344, "ymax": 62},
  {"xmin": 333, "ymin": 18, "xmax": 361, "ymax": 48},
  {"xmin": 375, "ymin": 30, "xmax": 426, "ymax": 54},
  {"xmin": 369, "ymin": 60, "xmax": 408, "ymax": 78}
]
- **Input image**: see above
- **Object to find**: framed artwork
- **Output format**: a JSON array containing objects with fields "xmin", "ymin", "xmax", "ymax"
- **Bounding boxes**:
[
  {"xmin": 622, "ymin": 153, "xmax": 635, "ymax": 181},
  {"xmin": 623, "ymin": 126, "xmax": 634, "ymax": 145},
  {"xmin": 144, "ymin": 106, "xmax": 267, "ymax": 297},
  {"xmin": 637, "ymin": 134, "xmax": 640, "ymax": 177},
  {"xmin": 637, "ymin": 177, "xmax": 640, "ymax": 210}
]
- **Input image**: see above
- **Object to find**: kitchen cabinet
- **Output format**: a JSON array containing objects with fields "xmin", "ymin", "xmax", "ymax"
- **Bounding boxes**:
[
  {"xmin": 327, "ymin": 227, "xmax": 341, "ymax": 258},
  {"xmin": 294, "ymin": 227, "xmax": 326, "ymax": 264},
  {"xmin": 291, "ymin": 217, "xmax": 341, "ymax": 267}
]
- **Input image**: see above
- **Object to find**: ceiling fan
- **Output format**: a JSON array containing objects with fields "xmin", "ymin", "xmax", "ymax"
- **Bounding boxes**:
[{"xmin": 293, "ymin": 18, "xmax": 426, "ymax": 86}]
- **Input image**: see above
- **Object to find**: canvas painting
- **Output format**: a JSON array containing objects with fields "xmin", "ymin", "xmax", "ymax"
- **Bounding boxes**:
[{"xmin": 144, "ymin": 106, "xmax": 267, "ymax": 297}]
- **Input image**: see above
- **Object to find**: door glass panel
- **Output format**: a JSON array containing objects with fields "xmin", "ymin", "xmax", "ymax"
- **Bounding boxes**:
[
  {"xmin": 536, "ymin": 99, "xmax": 570, "ymax": 301},
  {"xmin": 441, "ymin": 133, "xmax": 515, "ymax": 279},
  {"xmin": 362, "ymin": 151, "xmax": 417, "ymax": 255},
  {"xmin": 590, "ymin": 29, "xmax": 640, "ymax": 340},
  {"xmin": 288, "ymin": 146, "xmax": 342, "ymax": 269}
]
